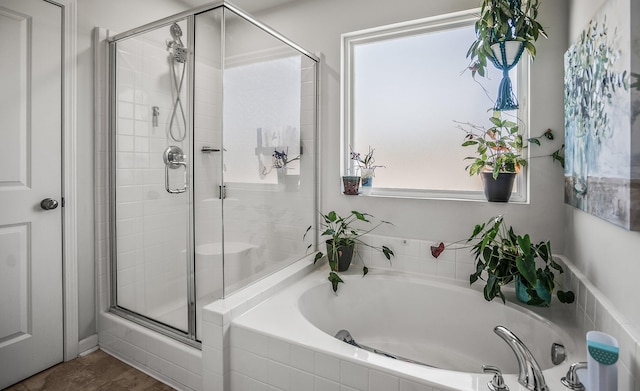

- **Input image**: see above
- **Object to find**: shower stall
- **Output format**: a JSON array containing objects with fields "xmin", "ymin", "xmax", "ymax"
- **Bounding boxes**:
[{"xmin": 107, "ymin": 2, "xmax": 319, "ymax": 346}]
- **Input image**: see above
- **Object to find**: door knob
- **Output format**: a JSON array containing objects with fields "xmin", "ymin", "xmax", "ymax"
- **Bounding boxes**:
[{"xmin": 40, "ymin": 198, "xmax": 59, "ymax": 210}]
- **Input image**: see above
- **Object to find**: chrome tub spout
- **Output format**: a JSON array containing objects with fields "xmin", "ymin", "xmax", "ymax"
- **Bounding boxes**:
[{"xmin": 494, "ymin": 325, "xmax": 548, "ymax": 391}]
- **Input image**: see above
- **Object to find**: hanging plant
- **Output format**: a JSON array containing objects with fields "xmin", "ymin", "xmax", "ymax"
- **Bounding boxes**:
[{"xmin": 466, "ymin": 0, "xmax": 547, "ymax": 110}]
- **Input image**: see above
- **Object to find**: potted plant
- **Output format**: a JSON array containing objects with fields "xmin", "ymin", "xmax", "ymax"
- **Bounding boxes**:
[
  {"xmin": 432, "ymin": 216, "xmax": 575, "ymax": 306},
  {"xmin": 466, "ymin": 0, "xmax": 547, "ymax": 110},
  {"xmin": 458, "ymin": 112, "xmax": 562, "ymax": 201},
  {"xmin": 304, "ymin": 210, "xmax": 394, "ymax": 292},
  {"xmin": 263, "ymin": 148, "xmax": 301, "ymax": 191},
  {"xmin": 459, "ymin": 112, "xmax": 526, "ymax": 201},
  {"xmin": 350, "ymin": 146, "xmax": 385, "ymax": 195}
]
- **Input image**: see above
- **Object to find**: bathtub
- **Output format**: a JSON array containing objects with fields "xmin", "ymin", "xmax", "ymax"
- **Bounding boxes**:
[{"xmin": 231, "ymin": 265, "xmax": 586, "ymax": 391}]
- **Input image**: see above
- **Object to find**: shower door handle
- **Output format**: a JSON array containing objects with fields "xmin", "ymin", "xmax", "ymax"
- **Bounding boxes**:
[
  {"xmin": 165, "ymin": 161, "xmax": 187, "ymax": 194},
  {"xmin": 163, "ymin": 146, "xmax": 188, "ymax": 194}
]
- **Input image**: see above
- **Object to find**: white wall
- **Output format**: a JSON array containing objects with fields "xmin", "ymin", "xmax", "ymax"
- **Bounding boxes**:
[
  {"xmin": 250, "ymin": 0, "xmax": 569, "ymax": 244},
  {"xmin": 86, "ymin": 0, "xmax": 640, "ymax": 352},
  {"xmin": 565, "ymin": 0, "xmax": 640, "ymax": 336}
]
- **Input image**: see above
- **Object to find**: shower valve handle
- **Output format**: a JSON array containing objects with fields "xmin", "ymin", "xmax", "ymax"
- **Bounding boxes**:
[
  {"xmin": 163, "ymin": 146, "xmax": 188, "ymax": 194},
  {"xmin": 482, "ymin": 365, "xmax": 509, "ymax": 391}
]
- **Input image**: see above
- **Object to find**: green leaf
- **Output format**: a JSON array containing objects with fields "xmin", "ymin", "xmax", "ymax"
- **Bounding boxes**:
[
  {"xmin": 489, "ymin": 116, "xmax": 503, "ymax": 127},
  {"xmin": 328, "ymin": 272, "xmax": 344, "ymax": 293},
  {"xmin": 528, "ymin": 137, "xmax": 541, "ymax": 146},
  {"xmin": 362, "ymin": 266, "xmax": 368, "ymax": 276},
  {"xmin": 471, "ymin": 223, "xmax": 485, "ymax": 238},
  {"xmin": 462, "ymin": 140, "xmax": 479, "ymax": 147},
  {"xmin": 382, "ymin": 246, "xmax": 394, "ymax": 260},
  {"xmin": 525, "ymin": 288, "xmax": 546, "ymax": 306},
  {"xmin": 327, "ymin": 211, "xmax": 337, "ymax": 222},
  {"xmin": 321, "ymin": 228, "xmax": 335, "ymax": 237},
  {"xmin": 557, "ymin": 290, "xmax": 576, "ymax": 304},
  {"xmin": 313, "ymin": 252, "xmax": 323, "ymax": 264},
  {"xmin": 516, "ymin": 254, "xmax": 537, "ymax": 287},
  {"xmin": 484, "ymin": 274, "xmax": 497, "ymax": 301},
  {"xmin": 517, "ymin": 234, "xmax": 532, "ymax": 255},
  {"xmin": 352, "ymin": 210, "xmax": 370, "ymax": 222}
]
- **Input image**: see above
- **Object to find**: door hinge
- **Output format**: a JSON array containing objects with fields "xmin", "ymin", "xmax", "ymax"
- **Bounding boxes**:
[{"xmin": 61, "ymin": 197, "xmax": 65, "ymax": 207}]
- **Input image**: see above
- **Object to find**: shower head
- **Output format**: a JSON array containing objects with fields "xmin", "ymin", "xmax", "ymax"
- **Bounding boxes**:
[
  {"xmin": 167, "ymin": 23, "xmax": 187, "ymax": 63},
  {"xmin": 170, "ymin": 23, "xmax": 183, "ymax": 42}
]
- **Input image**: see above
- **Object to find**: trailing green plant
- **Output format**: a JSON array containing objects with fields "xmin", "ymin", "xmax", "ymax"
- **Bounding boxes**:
[
  {"xmin": 304, "ymin": 210, "xmax": 394, "ymax": 292},
  {"xmin": 466, "ymin": 216, "xmax": 574, "ymax": 305},
  {"xmin": 458, "ymin": 112, "xmax": 563, "ymax": 179},
  {"xmin": 467, "ymin": 0, "xmax": 547, "ymax": 78}
]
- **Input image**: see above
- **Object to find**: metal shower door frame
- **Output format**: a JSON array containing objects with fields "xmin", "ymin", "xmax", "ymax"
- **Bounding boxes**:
[{"xmin": 107, "ymin": 1, "xmax": 320, "ymax": 348}]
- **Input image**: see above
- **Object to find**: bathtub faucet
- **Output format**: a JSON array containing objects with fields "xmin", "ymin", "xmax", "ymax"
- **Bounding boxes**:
[{"xmin": 494, "ymin": 325, "xmax": 548, "ymax": 391}]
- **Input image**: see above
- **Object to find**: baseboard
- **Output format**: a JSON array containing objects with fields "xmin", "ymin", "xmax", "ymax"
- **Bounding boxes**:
[{"xmin": 78, "ymin": 334, "xmax": 99, "ymax": 356}]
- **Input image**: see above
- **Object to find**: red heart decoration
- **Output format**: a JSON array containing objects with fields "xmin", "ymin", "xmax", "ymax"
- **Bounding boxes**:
[{"xmin": 430, "ymin": 242, "xmax": 445, "ymax": 258}]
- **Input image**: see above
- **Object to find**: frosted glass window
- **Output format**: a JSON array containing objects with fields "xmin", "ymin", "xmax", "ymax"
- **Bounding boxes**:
[{"xmin": 343, "ymin": 10, "xmax": 528, "ymax": 200}]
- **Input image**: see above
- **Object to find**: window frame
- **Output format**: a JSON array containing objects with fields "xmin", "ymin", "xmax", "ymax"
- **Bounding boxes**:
[{"xmin": 340, "ymin": 8, "xmax": 530, "ymax": 202}]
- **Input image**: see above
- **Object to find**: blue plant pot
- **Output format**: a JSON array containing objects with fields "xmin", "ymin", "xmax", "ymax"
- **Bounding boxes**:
[{"xmin": 515, "ymin": 277, "xmax": 551, "ymax": 307}]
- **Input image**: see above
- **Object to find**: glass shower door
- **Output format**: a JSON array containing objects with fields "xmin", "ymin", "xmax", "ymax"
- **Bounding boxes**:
[{"xmin": 111, "ymin": 18, "xmax": 193, "ymax": 334}]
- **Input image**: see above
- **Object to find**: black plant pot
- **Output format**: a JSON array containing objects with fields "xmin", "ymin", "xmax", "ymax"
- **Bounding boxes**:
[
  {"xmin": 481, "ymin": 172, "xmax": 517, "ymax": 202},
  {"xmin": 325, "ymin": 240, "xmax": 355, "ymax": 272}
]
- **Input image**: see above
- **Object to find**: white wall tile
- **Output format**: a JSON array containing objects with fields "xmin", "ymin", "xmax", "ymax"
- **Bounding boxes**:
[
  {"xmin": 290, "ymin": 367, "xmax": 314, "ymax": 390},
  {"xmin": 369, "ymin": 370, "xmax": 399, "ymax": 391},
  {"xmin": 267, "ymin": 360, "xmax": 290, "ymax": 390},
  {"xmin": 203, "ymin": 369, "xmax": 223, "ymax": 391},
  {"xmin": 340, "ymin": 361, "xmax": 368, "ymax": 390},
  {"xmin": 314, "ymin": 376, "xmax": 340, "ymax": 391},
  {"xmin": 314, "ymin": 352, "xmax": 340, "ymax": 382},
  {"xmin": 203, "ymin": 346, "xmax": 223, "ymax": 375},
  {"xmin": 436, "ymin": 260, "xmax": 456, "ymax": 280},
  {"xmin": 268, "ymin": 337, "xmax": 290, "ymax": 364},
  {"xmin": 290, "ymin": 344, "xmax": 315, "ymax": 373},
  {"xmin": 233, "ymin": 327, "xmax": 268, "ymax": 356},
  {"xmin": 399, "ymin": 379, "xmax": 433, "ymax": 391}
]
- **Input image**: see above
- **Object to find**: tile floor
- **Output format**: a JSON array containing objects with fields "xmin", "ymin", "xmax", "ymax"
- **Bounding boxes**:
[{"xmin": 3, "ymin": 349, "xmax": 175, "ymax": 391}]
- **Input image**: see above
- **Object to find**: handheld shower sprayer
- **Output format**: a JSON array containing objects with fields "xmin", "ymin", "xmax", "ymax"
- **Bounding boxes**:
[
  {"xmin": 170, "ymin": 23, "xmax": 183, "ymax": 45},
  {"xmin": 167, "ymin": 23, "xmax": 187, "ymax": 64},
  {"xmin": 166, "ymin": 22, "xmax": 188, "ymax": 142}
]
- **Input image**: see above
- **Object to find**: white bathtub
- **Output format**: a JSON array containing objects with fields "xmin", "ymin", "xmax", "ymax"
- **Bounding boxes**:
[{"xmin": 231, "ymin": 265, "xmax": 586, "ymax": 391}]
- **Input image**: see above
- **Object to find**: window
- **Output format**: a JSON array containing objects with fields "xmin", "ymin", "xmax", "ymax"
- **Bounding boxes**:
[{"xmin": 341, "ymin": 9, "xmax": 529, "ymax": 201}]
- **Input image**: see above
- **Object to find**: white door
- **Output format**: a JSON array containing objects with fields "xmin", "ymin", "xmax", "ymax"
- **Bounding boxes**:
[{"xmin": 0, "ymin": 0, "xmax": 63, "ymax": 387}]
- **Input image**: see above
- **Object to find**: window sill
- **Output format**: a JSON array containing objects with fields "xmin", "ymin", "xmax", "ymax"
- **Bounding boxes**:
[{"xmin": 343, "ymin": 187, "xmax": 528, "ymax": 204}]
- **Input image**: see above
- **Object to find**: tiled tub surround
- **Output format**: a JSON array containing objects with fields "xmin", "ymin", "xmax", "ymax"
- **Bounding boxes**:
[
  {"xmin": 227, "ymin": 267, "xmax": 583, "ymax": 391},
  {"xmin": 199, "ymin": 235, "xmax": 640, "ymax": 391}
]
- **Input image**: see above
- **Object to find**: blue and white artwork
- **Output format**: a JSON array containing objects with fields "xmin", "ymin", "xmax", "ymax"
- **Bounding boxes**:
[{"xmin": 564, "ymin": 0, "xmax": 640, "ymax": 230}]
